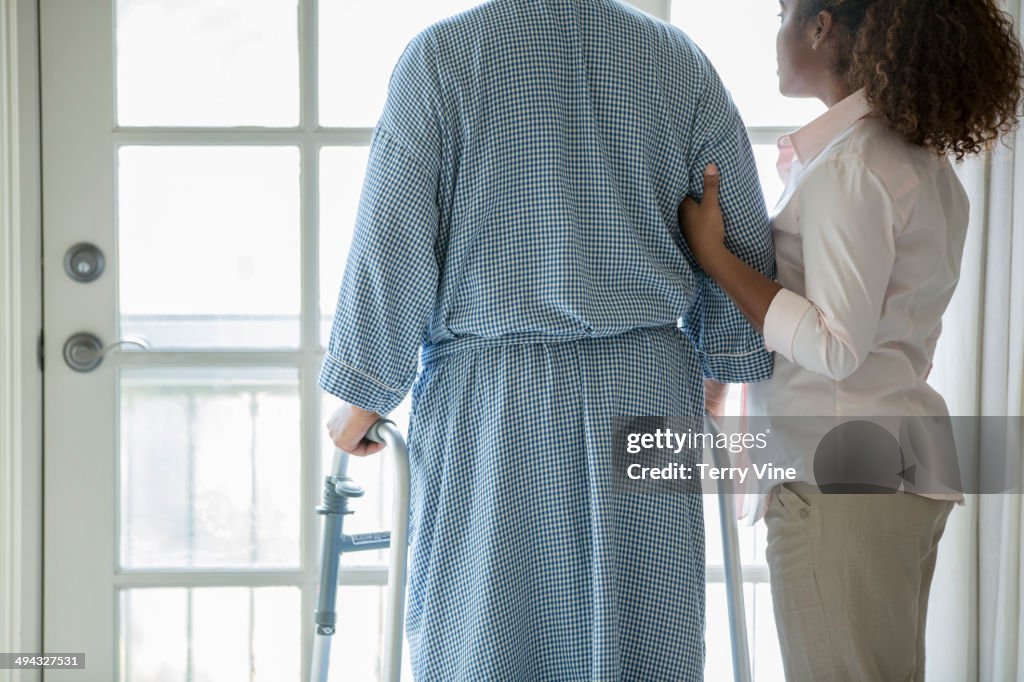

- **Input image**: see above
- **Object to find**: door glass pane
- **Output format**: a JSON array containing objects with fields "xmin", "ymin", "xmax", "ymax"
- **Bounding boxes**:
[
  {"xmin": 320, "ymin": 147, "xmax": 370, "ymax": 345},
  {"xmin": 671, "ymin": 1, "xmax": 826, "ymax": 127},
  {"xmin": 328, "ymin": 586, "xmax": 384, "ymax": 681},
  {"xmin": 120, "ymin": 367, "xmax": 301, "ymax": 569},
  {"xmin": 318, "ymin": 0, "xmax": 482, "ymax": 127},
  {"xmin": 120, "ymin": 586, "xmax": 300, "ymax": 682},
  {"xmin": 753, "ymin": 143, "xmax": 786, "ymax": 211},
  {"xmin": 116, "ymin": 0, "xmax": 299, "ymax": 127},
  {"xmin": 705, "ymin": 582, "xmax": 757, "ymax": 682},
  {"xmin": 118, "ymin": 146, "xmax": 301, "ymax": 349},
  {"xmin": 324, "ymin": 586, "xmax": 413, "ymax": 681}
]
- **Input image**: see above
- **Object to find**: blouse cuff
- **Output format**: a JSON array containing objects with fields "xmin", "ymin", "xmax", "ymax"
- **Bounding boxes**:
[{"xmin": 764, "ymin": 288, "xmax": 814, "ymax": 362}]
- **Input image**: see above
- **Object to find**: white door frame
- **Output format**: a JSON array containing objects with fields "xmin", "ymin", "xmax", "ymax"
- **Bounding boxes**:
[{"xmin": 0, "ymin": 1, "xmax": 43, "ymax": 681}]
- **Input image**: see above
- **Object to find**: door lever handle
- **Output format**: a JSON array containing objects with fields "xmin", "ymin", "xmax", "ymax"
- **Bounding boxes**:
[{"xmin": 63, "ymin": 333, "xmax": 150, "ymax": 372}]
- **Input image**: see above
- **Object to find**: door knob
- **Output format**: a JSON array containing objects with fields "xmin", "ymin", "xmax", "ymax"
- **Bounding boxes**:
[
  {"xmin": 63, "ymin": 243, "xmax": 105, "ymax": 283},
  {"xmin": 62, "ymin": 333, "xmax": 150, "ymax": 372}
]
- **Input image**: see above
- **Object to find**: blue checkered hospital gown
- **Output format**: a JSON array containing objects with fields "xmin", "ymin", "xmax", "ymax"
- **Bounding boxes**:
[{"xmin": 319, "ymin": 0, "xmax": 774, "ymax": 678}]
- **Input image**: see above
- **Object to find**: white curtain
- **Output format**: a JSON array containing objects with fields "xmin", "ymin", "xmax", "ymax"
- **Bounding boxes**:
[{"xmin": 926, "ymin": 2, "xmax": 1024, "ymax": 678}]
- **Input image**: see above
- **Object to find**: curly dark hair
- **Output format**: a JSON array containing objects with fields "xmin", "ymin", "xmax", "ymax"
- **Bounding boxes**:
[{"xmin": 798, "ymin": 0, "xmax": 1024, "ymax": 160}]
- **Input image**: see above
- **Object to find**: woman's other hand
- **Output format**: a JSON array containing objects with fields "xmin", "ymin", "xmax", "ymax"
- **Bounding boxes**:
[
  {"xmin": 679, "ymin": 164, "xmax": 727, "ymax": 269},
  {"xmin": 704, "ymin": 378, "xmax": 729, "ymax": 427}
]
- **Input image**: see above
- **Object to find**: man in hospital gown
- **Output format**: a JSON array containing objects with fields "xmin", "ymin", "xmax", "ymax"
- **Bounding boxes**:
[{"xmin": 320, "ymin": 0, "xmax": 774, "ymax": 678}]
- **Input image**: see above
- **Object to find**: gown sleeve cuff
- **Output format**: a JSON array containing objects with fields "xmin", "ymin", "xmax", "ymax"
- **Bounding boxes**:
[
  {"xmin": 318, "ymin": 352, "xmax": 408, "ymax": 416},
  {"xmin": 763, "ymin": 288, "xmax": 814, "ymax": 362},
  {"xmin": 701, "ymin": 345, "xmax": 774, "ymax": 384}
]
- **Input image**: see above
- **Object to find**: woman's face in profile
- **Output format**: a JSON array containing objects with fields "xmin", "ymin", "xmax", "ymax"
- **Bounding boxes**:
[{"xmin": 775, "ymin": 0, "xmax": 822, "ymax": 99}]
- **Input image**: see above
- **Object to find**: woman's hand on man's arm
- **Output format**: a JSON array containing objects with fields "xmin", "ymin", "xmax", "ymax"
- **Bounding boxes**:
[{"xmin": 679, "ymin": 164, "xmax": 783, "ymax": 334}]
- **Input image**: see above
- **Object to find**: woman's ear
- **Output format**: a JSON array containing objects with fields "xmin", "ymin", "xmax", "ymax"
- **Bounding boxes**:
[{"xmin": 811, "ymin": 10, "xmax": 835, "ymax": 50}]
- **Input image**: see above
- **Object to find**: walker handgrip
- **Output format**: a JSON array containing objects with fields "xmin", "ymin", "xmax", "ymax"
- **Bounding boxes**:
[{"xmin": 365, "ymin": 418, "xmax": 397, "ymax": 444}]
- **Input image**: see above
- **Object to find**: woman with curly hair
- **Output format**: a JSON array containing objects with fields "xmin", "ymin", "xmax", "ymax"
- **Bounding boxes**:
[{"xmin": 679, "ymin": 0, "xmax": 1023, "ymax": 679}]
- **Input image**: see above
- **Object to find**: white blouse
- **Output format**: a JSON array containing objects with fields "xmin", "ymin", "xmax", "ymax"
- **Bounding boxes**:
[{"xmin": 744, "ymin": 89, "xmax": 969, "ymax": 523}]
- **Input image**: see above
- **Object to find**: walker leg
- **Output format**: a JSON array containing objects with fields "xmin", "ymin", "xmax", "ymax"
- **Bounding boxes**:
[
  {"xmin": 706, "ymin": 415, "xmax": 753, "ymax": 682},
  {"xmin": 365, "ymin": 420, "xmax": 412, "ymax": 682},
  {"xmin": 309, "ymin": 451, "xmax": 351, "ymax": 682}
]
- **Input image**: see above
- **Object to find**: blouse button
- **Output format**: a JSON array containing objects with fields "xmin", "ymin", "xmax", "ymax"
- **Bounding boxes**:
[{"xmin": 798, "ymin": 509, "xmax": 809, "ymax": 519}]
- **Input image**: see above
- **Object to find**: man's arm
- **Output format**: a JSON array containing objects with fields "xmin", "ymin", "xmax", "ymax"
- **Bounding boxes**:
[
  {"xmin": 319, "ymin": 32, "xmax": 443, "ymax": 452},
  {"xmin": 319, "ymin": 125, "xmax": 440, "ymax": 414},
  {"xmin": 677, "ymin": 50, "xmax": 776, "ymax": 383},
  {"xmin": 681, "ymin": 165, "xmax": 783, "ymax": 335}
]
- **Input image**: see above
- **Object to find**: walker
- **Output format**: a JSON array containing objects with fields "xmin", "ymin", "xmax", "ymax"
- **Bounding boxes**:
[{"xmin": 310, "ymin": 416, "xmax": 752, "ymax": 682}]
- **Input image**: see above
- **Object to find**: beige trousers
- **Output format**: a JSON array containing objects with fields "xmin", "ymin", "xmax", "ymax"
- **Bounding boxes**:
[{"xmin": 763, "ymin": 482, "xmax": 954, "ymax": 682}]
